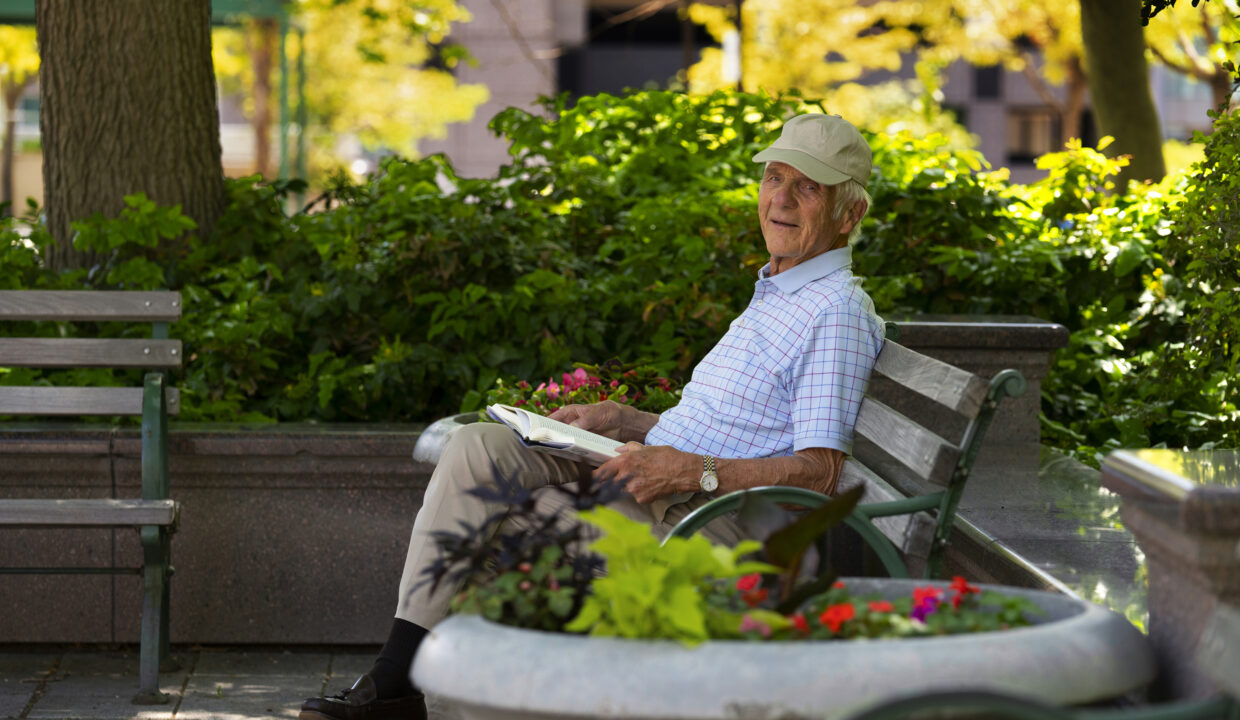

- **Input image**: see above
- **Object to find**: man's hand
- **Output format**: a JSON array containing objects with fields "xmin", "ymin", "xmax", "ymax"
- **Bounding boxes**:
[
  {"xmin": 548, "ymin": 401, "xmax": 658, "ymax": 443},
  {"xmin": 592, "ymin": 444, "xmax": 697, "ymax": 505}
]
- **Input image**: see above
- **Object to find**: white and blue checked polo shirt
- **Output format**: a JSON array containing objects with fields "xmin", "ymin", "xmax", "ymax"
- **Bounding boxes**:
[{"xmin": 646, "ymin": 246, "xmax": 884, "ymax": 460}]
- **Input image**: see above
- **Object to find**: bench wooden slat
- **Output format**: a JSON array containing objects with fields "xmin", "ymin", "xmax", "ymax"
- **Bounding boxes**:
[
  {"xmin": 873, "ymin": 341, "xmax": 990, "ymax": 417},
  {"xmin": 0, "ymin": 386, "xmax": 181, "ymax": 416},
  {"xmin": 0, "ymin": 338, "xmax": 182, "ymax": 369},
  {"xmin": 840, "ymin": 458, "xmax": 937, "ymax": 568},
  {"xmin": 0, "ymin": 499, "xmax": 178, "ymax": 527},
  {"xmin": 853, "ymin": 397, "xmax": 962, "ymax": 487},
  {"xmin": 0, "ymin": 291, "xmax": 182, "ymax": 322}
]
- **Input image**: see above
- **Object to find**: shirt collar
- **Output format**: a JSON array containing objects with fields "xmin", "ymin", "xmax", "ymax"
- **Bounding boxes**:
[{"xmin": 758, "ymin": 246, "xmax": 853, "ymax": 294}]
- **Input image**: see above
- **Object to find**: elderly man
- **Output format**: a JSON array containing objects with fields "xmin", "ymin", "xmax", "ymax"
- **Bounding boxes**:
[{"xmin": 299, "ymin": 113, "xmax": 885, "ymax": 720}]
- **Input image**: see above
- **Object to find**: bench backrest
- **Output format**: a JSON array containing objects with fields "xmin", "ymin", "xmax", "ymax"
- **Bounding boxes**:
[
  {"xmin": 0, "ymin": 290, "xmax": 183, "ymax": 417},
  {"xmin": 841, "ymin": 329, "xmax": 1026, "ymax": 577}
]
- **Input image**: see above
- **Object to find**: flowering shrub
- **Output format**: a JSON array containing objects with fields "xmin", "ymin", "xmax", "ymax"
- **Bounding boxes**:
[{"xmin": 471, "ymin": 360, "xmax": 683, "ymax": 418}]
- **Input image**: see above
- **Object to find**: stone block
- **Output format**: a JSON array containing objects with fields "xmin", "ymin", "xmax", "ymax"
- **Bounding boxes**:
[
  {"xmin": 1, "ymin": 424, "xmax": 432, "ymax": 646},
  {"xmin": 884, "ymin": 315, "xmax": 1069, "ymax": 446},
  {"xmin": 1103, "ymin": 449, "xmax": 1240, "ymax": 700}
]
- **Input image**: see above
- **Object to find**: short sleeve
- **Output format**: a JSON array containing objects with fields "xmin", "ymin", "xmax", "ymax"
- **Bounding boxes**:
[{"xmin": 786, "ymin": 306, "xmax": 881, "ymax": 454}]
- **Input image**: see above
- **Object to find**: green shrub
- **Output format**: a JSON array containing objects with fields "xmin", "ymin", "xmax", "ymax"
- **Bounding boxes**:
[{"xmin": 1, "ymin": 90, "xmax": 1233, "ymax": 462}]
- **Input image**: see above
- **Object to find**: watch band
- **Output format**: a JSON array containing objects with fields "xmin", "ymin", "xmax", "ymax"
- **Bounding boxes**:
[{"xmin": 699, "ymin": 455, "xmax": 719, "ymax": 495}]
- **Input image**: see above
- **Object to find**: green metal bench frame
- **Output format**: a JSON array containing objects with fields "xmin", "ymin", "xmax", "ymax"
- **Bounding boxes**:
[
  {"xmin": 665, "ymin": 326, "xmax": 1027, "ymax": 580},
  {"xmin": 0, "ymin": 290, "xmax": 182, "ymax": 704}
]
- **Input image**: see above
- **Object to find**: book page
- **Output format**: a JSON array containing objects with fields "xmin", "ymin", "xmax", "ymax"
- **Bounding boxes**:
[{"xmin": 488, "ymin": 404, "xmax": 621, "ymax": 459}]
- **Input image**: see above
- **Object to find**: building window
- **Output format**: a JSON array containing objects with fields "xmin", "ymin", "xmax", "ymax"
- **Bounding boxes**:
[
  {"xmin": 1006, "ymin": 107, "xmax": 1061, "ymax": 164},
  {"xmin": 975, "ymin": 66, "xmax": 1002, "ymax": 100}
]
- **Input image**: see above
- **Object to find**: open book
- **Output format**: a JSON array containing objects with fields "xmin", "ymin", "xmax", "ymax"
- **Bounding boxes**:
[{"xmin": 486, "ymin": 404, "xmax": 622, "ymax": 466}]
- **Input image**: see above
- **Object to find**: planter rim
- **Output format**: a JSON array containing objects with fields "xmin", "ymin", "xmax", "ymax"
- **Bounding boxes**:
[{"xmin": 413, "ymin": 578, "xmax": 1154, "ymax": 720}]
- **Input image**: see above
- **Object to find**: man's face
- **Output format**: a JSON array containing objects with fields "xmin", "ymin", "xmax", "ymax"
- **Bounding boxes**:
[{"xmin": 758, "ymin": 162, "xmax": 850, "ymax": 274}]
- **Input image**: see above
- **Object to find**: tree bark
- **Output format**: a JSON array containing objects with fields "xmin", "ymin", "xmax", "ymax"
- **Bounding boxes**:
[
  {"xmin": 1079, "ymin": 0, "xmax": 1167, "ymax": 185},
  {"xmin": 36, "ymin": 0, "xmax": 225, "ymax": 271}
]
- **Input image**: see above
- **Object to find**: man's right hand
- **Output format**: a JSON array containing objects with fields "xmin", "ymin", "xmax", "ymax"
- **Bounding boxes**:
[{"xmin": 548, "ymin": 400, "xmax": 657, "ymax": 443}]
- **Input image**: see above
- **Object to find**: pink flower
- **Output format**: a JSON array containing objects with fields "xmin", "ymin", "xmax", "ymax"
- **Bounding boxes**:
[
  {"xmin": 517, "ymin": 380, "xmax": 530, "ymax": 390},
  {"xmin": 610, "ymin": 379, "xmax": 620, "ymax": 388},
  {"xmin": 739, "ymin": 614, "xmax": 772, "ymax": 638},
  {"xmin": 546, "ymin": 381, "xmax": 560, "ymax": 399}
]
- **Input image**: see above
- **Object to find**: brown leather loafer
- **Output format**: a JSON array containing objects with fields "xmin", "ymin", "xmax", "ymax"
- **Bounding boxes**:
[{"xmin": 299, "ymin": 674, "xmax": 426, "ymax": 720}]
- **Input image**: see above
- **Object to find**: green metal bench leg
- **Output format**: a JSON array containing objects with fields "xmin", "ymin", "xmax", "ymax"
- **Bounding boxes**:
[{"xmin": 133, "ymin": 526, "xmax": 172, "ymax": 705}]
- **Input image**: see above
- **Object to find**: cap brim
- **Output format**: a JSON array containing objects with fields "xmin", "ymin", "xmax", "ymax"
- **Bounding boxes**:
[{"xmin": 752, "ymin": 148, "xmax": 853, "ymax": 186}]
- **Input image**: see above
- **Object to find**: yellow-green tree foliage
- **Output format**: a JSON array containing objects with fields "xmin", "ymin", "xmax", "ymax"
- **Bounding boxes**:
[
  {"xmin": 686, "ymin": 0, "xmax": 1085, "ymax": 142},
  {"xmin": 1144, "ymin": 0, "xmax": 1239, "ymax": 109},
  {"xmin": 214, "ymin": 0, "xmax": 488, "ymax": 179},
  {"xmin": 0, "ymin": 26, "xmax": 39, "ymax": 210}
]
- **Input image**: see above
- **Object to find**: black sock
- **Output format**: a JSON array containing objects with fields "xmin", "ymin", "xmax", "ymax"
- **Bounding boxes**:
[{"xmin": 368, "ymin": 618, "xmax": 427, "ymax": 699}]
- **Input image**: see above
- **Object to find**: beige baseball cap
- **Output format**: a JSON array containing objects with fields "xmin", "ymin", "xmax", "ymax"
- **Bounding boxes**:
[{"xmin": 752, "ymin": 114, "xmax": 872, "ymax": 188}]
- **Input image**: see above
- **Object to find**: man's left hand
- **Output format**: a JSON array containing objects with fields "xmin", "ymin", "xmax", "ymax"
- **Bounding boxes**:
[{"xmin": 593, "ymin": 444, "xmax": 696, "ymax": 505}]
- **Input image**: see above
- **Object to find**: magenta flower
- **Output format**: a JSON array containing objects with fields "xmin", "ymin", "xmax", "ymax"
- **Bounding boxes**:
[
  {"xmin": 911, "ymin": 595, "xmax": 941, "ymax": 622},
  {"xmin": 738, "ymin": 614, "xmax": 772, "ymax": 638}
]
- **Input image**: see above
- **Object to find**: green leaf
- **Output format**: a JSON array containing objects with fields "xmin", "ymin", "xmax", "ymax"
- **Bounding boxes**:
[{"xmin": 763, "ymin": 485, "xmax": 864, "ymax": 570}]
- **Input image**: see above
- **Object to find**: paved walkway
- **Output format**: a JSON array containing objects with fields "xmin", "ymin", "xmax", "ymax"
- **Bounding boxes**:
[{"xmin": 0, "ymin": 647, "xmax": 381, "ymax": 720}]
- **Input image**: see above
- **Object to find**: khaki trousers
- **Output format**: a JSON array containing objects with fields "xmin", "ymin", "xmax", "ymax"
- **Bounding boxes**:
[{"xmin": 395, "ymin": 423, "xmax": 743, "ymax": 627}]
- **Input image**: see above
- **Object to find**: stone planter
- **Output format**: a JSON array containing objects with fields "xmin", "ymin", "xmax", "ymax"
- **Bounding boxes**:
[
  {"xmin": 412, "ymin": 413, "xmax": 479, "ymax": 465},
  {"xmin": 412, "ymin": 578, "xmax": 1154, "ymax": 720}
]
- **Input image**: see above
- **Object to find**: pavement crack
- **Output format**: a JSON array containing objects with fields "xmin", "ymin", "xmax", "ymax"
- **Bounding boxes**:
[
  {"xmin": 169, "ymin": 649, "xmax": 200, "ymax": 717},
  {"xmin": 17, "ymin": 651, "xmax": 63, "ymax": 719}
]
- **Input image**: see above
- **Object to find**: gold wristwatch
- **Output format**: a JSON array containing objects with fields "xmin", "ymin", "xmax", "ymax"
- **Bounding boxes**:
[{"xmin": 699, "ymin": 455, "xmax": 719, "ymax": 494}]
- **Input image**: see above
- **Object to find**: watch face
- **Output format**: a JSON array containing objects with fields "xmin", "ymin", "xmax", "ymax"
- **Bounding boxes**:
[{"xmin": 700, "ymin": 471, "xmax": 719, "ymax": 493}]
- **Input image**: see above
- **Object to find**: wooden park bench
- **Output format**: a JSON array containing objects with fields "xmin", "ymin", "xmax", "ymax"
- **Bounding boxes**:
[
  {"xmin": 0, "ymin": 290, "xmax": 182, "ymax": 704},
  {"xmin": 668, "ymin": 324, "xmax": 1027, "ymax": 580}
]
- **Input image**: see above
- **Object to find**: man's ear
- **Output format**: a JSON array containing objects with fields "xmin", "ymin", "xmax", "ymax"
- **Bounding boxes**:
[{"xmin": 841, "ymin": 199, "xmax": 868, "ymax": 233}]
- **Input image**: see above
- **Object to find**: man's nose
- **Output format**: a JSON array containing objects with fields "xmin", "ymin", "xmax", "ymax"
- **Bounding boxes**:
[{"xmin": 774, "ymin": 184, "xmax": 795, "ymax": 207}]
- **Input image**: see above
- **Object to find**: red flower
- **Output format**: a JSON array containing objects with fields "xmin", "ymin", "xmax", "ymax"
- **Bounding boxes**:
[
  {"xmin": 741, "ymin": 588, "xmax": 769, "ymax": 608},
  {"xmin": 735, "ymin": 573, "xmax": 767, "ymax": 607},
  {"xmin": 949, "ymin": 576, "xmax": 979, "ymax": 608},
  {"xmin": 950, "ymin": 576, "xmax": 979, "ymax": 595},
  {"xmin": 912, "ymin": 586, "xmax": 942, "ymax": 605},
  {"xmin": 735, "ymin": 574, "xmax": 761, "ymax": 591},
  {"xmin": 819, "ymin": 603, "xmax": 856, "ymax": 633},
  {"xmin": 868, "ymin": 601, "xmax": 894, "ymax": 613},
  {"xmin": 791, "ymin": 613, "xmax": 809, "ymax": 633},
  {"xmin": 832, "ymin": 581, "xmax": 846, "ymax": 589}
]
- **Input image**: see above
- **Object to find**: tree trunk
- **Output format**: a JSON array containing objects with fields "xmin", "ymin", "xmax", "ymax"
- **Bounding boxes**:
[
  {"xmin": 36, "ymin": 0, "xmax": 225, "ymax": 272},
  {"xmin": 1079, "ymin": 0, "xmax": 1167, "ymax": 186},
  {"xmin": 247, "ymin": 18, "xmax": 277, "ymax": 178}
]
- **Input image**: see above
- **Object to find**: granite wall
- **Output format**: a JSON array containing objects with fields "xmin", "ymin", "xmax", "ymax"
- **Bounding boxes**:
[{"xmin": 0, "ymin": 425, "xmax": 433, "ymax": 645}]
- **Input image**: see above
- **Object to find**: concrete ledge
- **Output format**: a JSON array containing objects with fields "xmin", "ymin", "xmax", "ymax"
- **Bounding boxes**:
[
  {"xmin": 0, "ymin": 423, "xmax": 432, "ymax": 645},
  {"xmin": 886, "ymin": 314, "xmax": 1069, "ymax": 445}
]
